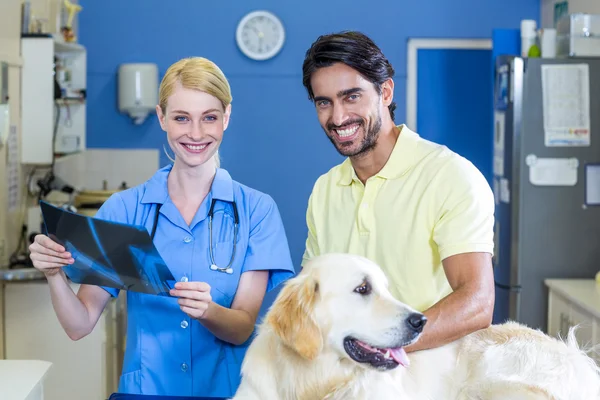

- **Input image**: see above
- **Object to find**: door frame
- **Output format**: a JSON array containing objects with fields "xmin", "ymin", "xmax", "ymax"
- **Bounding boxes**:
[{"xmin": 405, "ymin": 38, "xmax": 493, "ymax": 131}]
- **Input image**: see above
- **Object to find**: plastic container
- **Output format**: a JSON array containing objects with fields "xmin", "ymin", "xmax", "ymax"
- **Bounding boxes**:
[
  {"xmin": 556, "ymin": 13, "xmax": 600, "ymax": 57},
  {"xmin": 540, "ymin": 28, "xmax": 557, "ymax": 58},
  {"xmin": 521, "ymin": 19, "xmax": 537, "ymax": 58},
  {"xmin": 556, "ymin": 13, "xmax": 600, "ymax": 36}
]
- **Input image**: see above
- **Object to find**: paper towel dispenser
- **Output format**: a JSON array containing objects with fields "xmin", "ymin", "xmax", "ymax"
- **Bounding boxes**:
[{"xmin": 118, "ymin": 63, "xmax": 158, "ymax": 125}]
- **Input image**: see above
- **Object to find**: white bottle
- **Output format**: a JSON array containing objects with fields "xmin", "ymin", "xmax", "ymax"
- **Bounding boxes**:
[
  {"xmin": 540, "ymin": 28, "xmax": 556, "ymax": 58},
  {"xmin": 521, "ymin": 19, "xmax": 537, "ymax": 57}
]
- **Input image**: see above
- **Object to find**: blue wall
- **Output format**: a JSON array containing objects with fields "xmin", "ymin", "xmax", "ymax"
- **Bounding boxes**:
[
  {"xmin": 79, "ymin": 1, "xmax": 539, "ymax": 291},
  {"xmin": 417, "ymin": 48, "xmax": 494, "ymax": 184}
]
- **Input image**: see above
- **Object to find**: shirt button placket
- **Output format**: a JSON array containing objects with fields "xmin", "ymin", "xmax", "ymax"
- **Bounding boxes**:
[
  {"xmin": 179, "ymin": 234, "xmax": 193, "ymax": 381},
  {"xmin": 358, "ymin": 186, "xmax": 370, "ymax": 235},
  {"xmin": 358, "ymin": 179, "xmax": 380, "ymax": 235},
  {"xmin": 182, "ymin": 235, "xmax": 193, "ymax": 284}
]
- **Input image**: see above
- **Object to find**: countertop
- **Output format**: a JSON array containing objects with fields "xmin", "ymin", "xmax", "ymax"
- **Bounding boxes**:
[
  {"xmin": 0, "ymin": 360, "xmax": 52, "ymax": 400},
  {"xmin": 544, "ymin": 279, "xmax": 600, "ymax": 319},
  {"xmin": 0, "ymin": 267, "xmax": 45, "ymax": 282}
]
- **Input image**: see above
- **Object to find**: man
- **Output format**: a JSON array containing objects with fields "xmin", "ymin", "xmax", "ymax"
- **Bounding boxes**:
[{"xmin": 300, "ymin": 31, "xmax": 495, "ymax": 353}]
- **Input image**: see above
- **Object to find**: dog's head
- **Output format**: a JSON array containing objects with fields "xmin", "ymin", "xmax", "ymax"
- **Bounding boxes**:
[{"xmin": 266, "ymin": 253, "xmax": 426, "ymax": 371}]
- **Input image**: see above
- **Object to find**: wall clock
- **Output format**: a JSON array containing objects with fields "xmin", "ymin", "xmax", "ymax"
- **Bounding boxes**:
[{"xmin": 236, "ymin": 10, "xmax": 285, "ymax": 61}]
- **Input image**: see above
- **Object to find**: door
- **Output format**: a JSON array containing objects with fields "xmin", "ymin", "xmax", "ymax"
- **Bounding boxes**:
[
  {"xmin": 415, "ymin": 46, "xmax": 494, "ymax": 184},
  {"xmin": 410, "ymin": 42, "xmax": 503, "ymax": 321}
]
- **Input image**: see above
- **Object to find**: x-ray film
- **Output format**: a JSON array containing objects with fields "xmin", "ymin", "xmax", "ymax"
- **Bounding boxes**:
[{"xmin": 39, "ymin": 201, "xmax": 176, "ymax": 296}]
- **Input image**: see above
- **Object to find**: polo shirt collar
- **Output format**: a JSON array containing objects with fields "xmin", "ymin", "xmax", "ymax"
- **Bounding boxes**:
[
  {"xmin": 141, "ymin": 164, "xmax": 234, "ymax": 204},
  {"xmin": 210, "ymin": 168, "xmax": 234, "ymax": 202},
  {"xmin": 338, "ymin": 125, "xmax": 420, "ymax": 185}
]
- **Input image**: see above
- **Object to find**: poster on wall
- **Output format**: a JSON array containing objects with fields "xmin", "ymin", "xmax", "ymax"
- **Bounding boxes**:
[
  {"xmin": 7, "ymin": 124, "xmax": 19, "ymax": 213},
  {"xmin": 541, "ymin": 64, "xmax": 591, "ymax": 147},
  {"xmin": 554, "ymin": 1, "xmax": 569, "ymax": 27}
]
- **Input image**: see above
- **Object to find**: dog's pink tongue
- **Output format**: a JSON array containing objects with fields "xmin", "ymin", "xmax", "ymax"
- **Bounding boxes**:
[{"xmin": 390, "ymin": 348, "xmax": 409, "ymax": 367}]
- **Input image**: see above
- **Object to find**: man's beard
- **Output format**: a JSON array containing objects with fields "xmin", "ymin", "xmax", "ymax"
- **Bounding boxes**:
[{"xmin": 326, "ymin": 110, "xmax": 382, "ymax": 158}]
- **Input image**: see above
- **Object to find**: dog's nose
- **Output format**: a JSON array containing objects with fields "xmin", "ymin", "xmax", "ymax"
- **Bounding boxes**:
[{"xmin": 406, "ymin": 313, "xmax": 427, "ymax": 333}]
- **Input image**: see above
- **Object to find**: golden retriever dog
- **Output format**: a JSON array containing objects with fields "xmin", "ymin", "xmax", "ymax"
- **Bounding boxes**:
[{"xmin": 232, "ymin": 253, "xmax": 600, "ymax": 400}]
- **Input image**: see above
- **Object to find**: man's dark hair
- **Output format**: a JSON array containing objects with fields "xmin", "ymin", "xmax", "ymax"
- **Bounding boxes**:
[{"xmin": 302, "ymin": 31, "xmax": 396, "ymax": 121}]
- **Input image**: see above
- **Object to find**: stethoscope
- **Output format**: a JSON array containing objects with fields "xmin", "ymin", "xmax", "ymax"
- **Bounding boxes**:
[{"xmin": 150, "ymin": 199, "xmax": 239, "ymax": 274}]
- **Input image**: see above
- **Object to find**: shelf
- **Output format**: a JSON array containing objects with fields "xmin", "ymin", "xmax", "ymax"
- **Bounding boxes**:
[
  {"xmin": 53, "ymin": 34, "xmax": 86, "ymax": 53},
  {"xmin": 54, "ymin": 151, "xmax": 83, "ymax": 161},
  {"xmin": 21, "ymin": 36, "xmax": 87, "ymax": 164},
  {"xmin": 55, "ymin": 98, "xmax": 86, "ymax": 106},
  {"xmin": 54, "ymin": 40, "xmax": 85, "ymax": 53}
]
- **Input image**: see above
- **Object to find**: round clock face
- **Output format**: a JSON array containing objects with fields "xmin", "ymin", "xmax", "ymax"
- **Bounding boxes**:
[{"xmin": 236, "ymin": 11, "xmax": 285, "ymax": 61}]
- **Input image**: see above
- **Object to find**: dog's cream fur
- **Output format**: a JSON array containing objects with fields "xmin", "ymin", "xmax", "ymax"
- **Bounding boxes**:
[{"xmin": 232, "ymin": 253, "xmax": 600, "ymax": 400}]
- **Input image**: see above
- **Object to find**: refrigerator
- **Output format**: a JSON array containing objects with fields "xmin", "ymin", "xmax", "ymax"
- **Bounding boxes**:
[{"xmin": 492, "ymin": 55, "xmax": 600, "ymax": 332}]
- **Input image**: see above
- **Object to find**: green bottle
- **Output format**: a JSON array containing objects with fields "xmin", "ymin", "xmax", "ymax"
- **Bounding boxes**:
[{"xmin": 528, "ymin": 44, "xmax": 541, "ymax": 58}]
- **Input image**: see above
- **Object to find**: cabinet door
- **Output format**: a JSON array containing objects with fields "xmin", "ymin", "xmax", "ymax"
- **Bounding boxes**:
[
  {"xmin": 547, "ymin": 290, "xmax": 572, "ymax": 338},
  {"xmin": 568, "ymin": 304, "xmax": 596, "ymax": 354},
  {"xmin": 548, "ymin": 288, "xmax": 599, "ymax": 365},
  {"xmin": 4, "ymin": 281, "xmax": 117, "ymax": 400}
]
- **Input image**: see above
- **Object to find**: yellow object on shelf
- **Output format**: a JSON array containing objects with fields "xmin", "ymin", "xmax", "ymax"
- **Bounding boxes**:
[
  {"xmin": 74, "ymin": 188, "xmax": 121, "ymax": 216},
  {"xmin": 61, "ymin": 0, "xmax": 82, "ymax": 42}
]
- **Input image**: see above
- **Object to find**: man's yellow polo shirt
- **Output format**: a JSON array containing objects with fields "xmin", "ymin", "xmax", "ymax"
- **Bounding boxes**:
[{"xmin": 301, "ymin": 125, "xmax": 495, "ymax": 311}]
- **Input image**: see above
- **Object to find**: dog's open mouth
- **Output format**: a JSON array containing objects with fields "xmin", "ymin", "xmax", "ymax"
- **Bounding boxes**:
[{"xmin": 343, "ymin": 337, "xmax": 409, "ymax": 370}]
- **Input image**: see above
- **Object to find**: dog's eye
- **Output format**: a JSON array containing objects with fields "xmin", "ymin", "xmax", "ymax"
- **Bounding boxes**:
[{"xmin": 354, "ymin": 281, "xmax": 371, "ymax": 295}]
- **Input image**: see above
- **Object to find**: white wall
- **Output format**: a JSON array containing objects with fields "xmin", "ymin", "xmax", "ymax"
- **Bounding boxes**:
[
  {"xmin": 542, "ymin": 0, "xmax": 600, "ymax": 28},
  {"xmin": 0, "ymin": 0, "xmax": 25, "ymax": 361}
]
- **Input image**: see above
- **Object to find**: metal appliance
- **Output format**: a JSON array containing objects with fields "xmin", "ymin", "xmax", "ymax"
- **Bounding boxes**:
[{"xmin": 492, "ymin": 55, "xmax": 600, "ymax": 332}]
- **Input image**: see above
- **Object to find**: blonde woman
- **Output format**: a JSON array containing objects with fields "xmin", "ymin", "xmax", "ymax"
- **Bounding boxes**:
[{"xmin": 28, "ymin": 57, "xmax": 295, "ymax": 397}]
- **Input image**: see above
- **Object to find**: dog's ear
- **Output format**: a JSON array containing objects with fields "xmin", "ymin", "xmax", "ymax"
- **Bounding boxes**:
[{"xmin": 266, "ymin": 273, "xmax": 322, "ymax": 360}]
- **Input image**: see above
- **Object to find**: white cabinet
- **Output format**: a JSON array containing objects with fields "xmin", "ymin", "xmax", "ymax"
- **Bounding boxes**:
[
  {"xmin": 545, "ymin": 279, "xmax": 600, "ymax": 364},
  {"xmin": 21, "ymin": 35, "xmax": 86, "ymax": 164},
  {"xmin": 3, "ymin": 281, "xmax": 120, "ymax": 400},
  {"xmin": 0, "ymin": 360, "xmax": 52, "ymax": 400}
]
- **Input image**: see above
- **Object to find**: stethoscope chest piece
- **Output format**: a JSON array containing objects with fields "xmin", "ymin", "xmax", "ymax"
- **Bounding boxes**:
[{"xmin": 210, "ymin": 264, "xmax": 233, "ymax": 274}]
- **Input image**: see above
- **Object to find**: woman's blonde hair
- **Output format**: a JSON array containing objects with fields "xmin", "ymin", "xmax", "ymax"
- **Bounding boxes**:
[{"xmin": 159, "ymin": 57, "xmax": 232, "ymax": 167}]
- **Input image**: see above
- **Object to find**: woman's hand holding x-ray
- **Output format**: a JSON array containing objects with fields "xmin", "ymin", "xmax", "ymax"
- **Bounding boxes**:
[
  {"xmin": 170, "ymin": 282, "xmax": 212, "ymax": 320},
  {"xmin": 29, "ymin": 234, "xmax": 75, "ymax": 276}
]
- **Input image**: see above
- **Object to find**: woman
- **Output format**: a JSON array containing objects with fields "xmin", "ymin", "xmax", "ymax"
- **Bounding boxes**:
[{"xmin": 28, "ymin": 57, "xmax": 296, "ymax": 398}]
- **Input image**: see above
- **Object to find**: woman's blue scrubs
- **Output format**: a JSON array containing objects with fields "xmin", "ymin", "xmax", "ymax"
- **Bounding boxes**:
[{"xmin": 94, "ymin": 165, "xmax": 295, "ymax": 397}]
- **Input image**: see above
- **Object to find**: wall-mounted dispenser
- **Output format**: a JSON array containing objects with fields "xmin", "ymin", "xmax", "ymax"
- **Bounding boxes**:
[{"xmin": 118, "ymin": 63, "xmax": 158, "ymax": 125}]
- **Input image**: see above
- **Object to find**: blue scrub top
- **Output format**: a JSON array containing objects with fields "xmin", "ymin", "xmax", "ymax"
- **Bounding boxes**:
[{"xmin": 93, "ymin": 164, "xmax": 295, "ymax": 397}]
